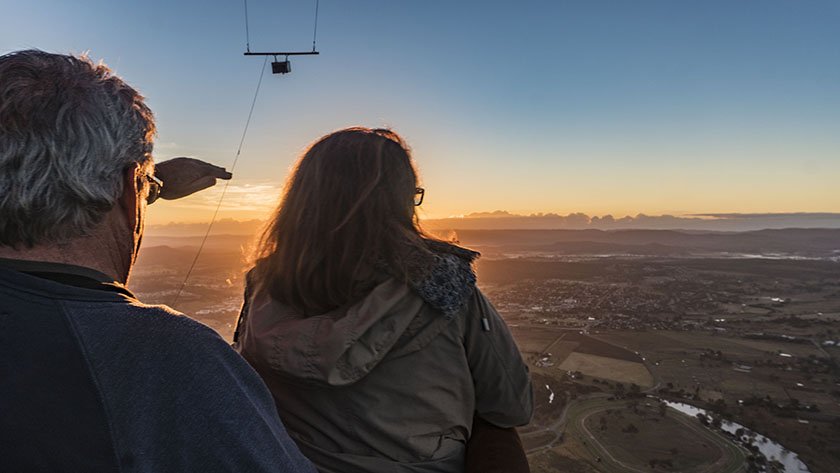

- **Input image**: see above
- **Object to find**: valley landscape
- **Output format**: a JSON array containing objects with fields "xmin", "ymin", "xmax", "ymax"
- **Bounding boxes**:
[{"xmin": 133, "ymin": 226, "xmax": 840, "ymax": 473}]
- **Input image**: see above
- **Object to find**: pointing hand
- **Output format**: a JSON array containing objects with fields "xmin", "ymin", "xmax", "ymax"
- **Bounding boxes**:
[{"xmin": 154, "ymin": 157, "xmax": 233, "ymax": 200}]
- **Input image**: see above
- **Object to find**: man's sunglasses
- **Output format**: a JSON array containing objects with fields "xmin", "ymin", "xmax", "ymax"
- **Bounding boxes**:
[
  {"xmin": 146, "ymin": 174, "xmax": 163, "ymax": 204},
  {"xmin": 414, "ymin": 187, "xmax": 425, "ymax": 206}
]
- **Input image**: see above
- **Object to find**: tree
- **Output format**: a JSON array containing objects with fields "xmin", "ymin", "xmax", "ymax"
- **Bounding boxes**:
[
  {"xmin": 615, "ymin": 383, "xmax": 626, "ymax": 396},
  {"xmin": 622, "ymin": 423, "xmax": 639, "ymax": 433}
]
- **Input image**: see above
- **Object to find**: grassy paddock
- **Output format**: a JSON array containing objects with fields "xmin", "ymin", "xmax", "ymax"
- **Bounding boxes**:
[{"xmin": 559, "ymin": 353, "xmax": 653, "ymax": 387}]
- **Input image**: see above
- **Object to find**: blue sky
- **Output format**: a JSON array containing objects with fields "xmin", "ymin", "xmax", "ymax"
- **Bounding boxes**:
[{"xmin": 2, "ymin": 0, "xmax": 839, "ymax": 222}]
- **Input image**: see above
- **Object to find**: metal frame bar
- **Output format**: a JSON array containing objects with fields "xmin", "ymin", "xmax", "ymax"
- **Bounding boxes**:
[{"xmin": 244, "ymin": 51, "xmax": 320, "ymax": 56}]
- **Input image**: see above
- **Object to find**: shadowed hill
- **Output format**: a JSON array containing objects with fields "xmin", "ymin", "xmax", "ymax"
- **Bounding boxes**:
[{"xmin": 452, "ymin": 228, "xmax": 840, "ymax": 258}]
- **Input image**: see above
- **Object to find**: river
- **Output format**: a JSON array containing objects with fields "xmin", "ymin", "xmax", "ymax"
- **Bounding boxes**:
[{"xmin": 664, "ymin": 400, "xmax": 810, "ymax": 472}]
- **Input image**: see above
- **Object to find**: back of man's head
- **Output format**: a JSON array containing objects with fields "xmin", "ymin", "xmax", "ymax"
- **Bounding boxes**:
[{"xmin": 0, "ymin": 49, "xmax": 156, "ymax": 248}]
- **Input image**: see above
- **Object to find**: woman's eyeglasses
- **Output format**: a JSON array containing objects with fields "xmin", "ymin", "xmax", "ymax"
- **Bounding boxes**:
[
  {"xmin": 146, "ymin": 174, "xmax": 163, "ymax": 204},
  {"xmin": 414, "ymin": 187, "xmax": 425, "ymax": 206}
]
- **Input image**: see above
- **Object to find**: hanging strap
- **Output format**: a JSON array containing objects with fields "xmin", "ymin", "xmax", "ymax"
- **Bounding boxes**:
[{"xmin": 170, "ymin": 57, "xmax": 268, "ymax": 307}]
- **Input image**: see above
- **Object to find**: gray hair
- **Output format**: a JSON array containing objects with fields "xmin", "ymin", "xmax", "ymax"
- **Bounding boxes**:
[{"xmin": 0, "ymin": 49, "xmax": 156, "ymax": 247}]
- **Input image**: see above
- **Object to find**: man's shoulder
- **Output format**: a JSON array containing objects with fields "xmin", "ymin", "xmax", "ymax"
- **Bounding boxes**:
[
  {"xmin": 65, "ymin": 297, "xmax": 268, "ymax": 420},
  {"xmin": 63, "ymin": 297, "xmax": 234, "ymax": 367},
  {"xmin": 117, "ymin": 300, "xmax": 220, "ymax": 341},
  {"xmin": 62, "ymin": 297, "xmax": 320, "ymax": 472},
  {"xmin": 67, "ymin": 296, "xmax": 209, "ymax": 330}
]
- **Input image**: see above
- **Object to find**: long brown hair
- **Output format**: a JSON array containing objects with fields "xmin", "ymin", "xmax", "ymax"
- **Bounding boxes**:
[{"xmin": 252, "ymin": 127, "xmax": 433, "ymax": 314}]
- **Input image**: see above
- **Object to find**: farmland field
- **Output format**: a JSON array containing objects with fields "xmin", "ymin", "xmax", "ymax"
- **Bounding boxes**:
[{"xmin": 558, "ymin": 353, "xmax": 653, "ymax": 387}]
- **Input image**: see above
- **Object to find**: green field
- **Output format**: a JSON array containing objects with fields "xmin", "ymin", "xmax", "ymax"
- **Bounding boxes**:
[
  {"xmin": 561, "ymin": 398, "xmax": 747, "ymax": 473},
  {"xmin": 559, "ymin": 353, "xmax": 653, "ymax": 387}
]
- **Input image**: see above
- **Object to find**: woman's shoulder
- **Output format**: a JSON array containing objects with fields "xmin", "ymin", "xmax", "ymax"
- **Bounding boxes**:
[{"xmin": 423, "ymin": 239, "xmax": 480, "ymax": 263}]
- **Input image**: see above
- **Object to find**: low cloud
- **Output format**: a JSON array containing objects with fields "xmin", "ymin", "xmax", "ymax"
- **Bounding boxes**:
[
  {"xmin": 425, "ymin": 211, "xmax": 840, "ymax": 231},
  {"xmin": 691, "ymin": 212, "xmax": 840, "ymax": 220},
  {"xmin": 146, "ymin": 218, "xmax": 266, "ymax": 237},
  {"xmin": 164, "ymin": 183, "xmax": 281, "ymax": 213}
]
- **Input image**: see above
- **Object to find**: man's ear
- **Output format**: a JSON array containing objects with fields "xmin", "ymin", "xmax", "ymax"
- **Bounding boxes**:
[{"xmin": 119, "ymin": 164, "xmax": 142, "ymax": 234}]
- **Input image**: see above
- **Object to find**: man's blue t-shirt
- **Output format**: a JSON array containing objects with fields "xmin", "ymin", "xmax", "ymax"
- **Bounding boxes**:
[{"xmin": 0, "ymin": 258, "xmax": 316, "ymax": 473}]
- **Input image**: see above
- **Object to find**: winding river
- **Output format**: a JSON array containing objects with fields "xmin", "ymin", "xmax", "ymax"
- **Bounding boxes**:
[{"xmin": 664, "ymin": 400, "xmax": 810, "ymax": 472}]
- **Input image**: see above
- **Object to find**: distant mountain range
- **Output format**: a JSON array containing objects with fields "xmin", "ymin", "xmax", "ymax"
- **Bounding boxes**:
[
  {"xmin": 139, "ymin": 227, "xmax": 840, "ymax": 261},
  {"xmin": 145, "ymin": 213, "xmax": 840, "ymax": 238},
  {"xmin": 449, "ymin": 228, "xmax": 840, "ymax": 258}
]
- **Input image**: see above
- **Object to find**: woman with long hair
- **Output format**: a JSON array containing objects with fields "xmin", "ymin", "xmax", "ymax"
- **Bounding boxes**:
[{"xmin": 235, "ymin": 127, "xmax": 533, "ymax": 472}]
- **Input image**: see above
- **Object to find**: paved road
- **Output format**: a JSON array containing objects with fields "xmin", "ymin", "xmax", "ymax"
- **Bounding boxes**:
[
  {"xmin": 523, "ymin": 392, "xmax": 608, "ymax": 454},
  {"xmin": 539, "ymin": 331, "xmax": 568, "ymax": 357},
  {"xmin": 522, "ymin": 392, "xmax": 572, "ymax": 453}
]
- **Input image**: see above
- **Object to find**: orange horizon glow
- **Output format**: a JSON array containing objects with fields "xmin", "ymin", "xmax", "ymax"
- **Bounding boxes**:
[{"xmin": 145, "ymin": 175, "xmax": 840, "ymax": 227}]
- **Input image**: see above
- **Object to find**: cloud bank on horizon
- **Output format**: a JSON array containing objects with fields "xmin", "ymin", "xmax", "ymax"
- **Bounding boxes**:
[{"xmin": 420, "ymin": 211, "xmax": 840, "ymax": 232}]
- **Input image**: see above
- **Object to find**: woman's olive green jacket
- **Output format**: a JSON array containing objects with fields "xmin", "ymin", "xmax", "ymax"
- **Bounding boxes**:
[{"xmin": 236, "ymin": 247, "xmax": 533, "ymax": 473}]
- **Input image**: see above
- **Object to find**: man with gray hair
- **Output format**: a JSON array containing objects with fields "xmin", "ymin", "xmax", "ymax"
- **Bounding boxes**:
[{"xmin": 0, "ymin": 50, "xmax": 315, "ymax": 472}]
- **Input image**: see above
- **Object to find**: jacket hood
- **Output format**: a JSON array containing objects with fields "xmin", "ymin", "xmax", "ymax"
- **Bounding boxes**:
[
  {"xmin": 239, "ymin": 241, "xmax": 479, "ymax": 387},
  {"xmin": 245, "ymin": 279, "xmax": 422, "ymax": 386}
]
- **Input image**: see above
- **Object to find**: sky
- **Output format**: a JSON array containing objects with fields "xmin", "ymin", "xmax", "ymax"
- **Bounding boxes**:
[{"xmin": 2, "ymin": 0, "xmax": 839, "ymax": 224}]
